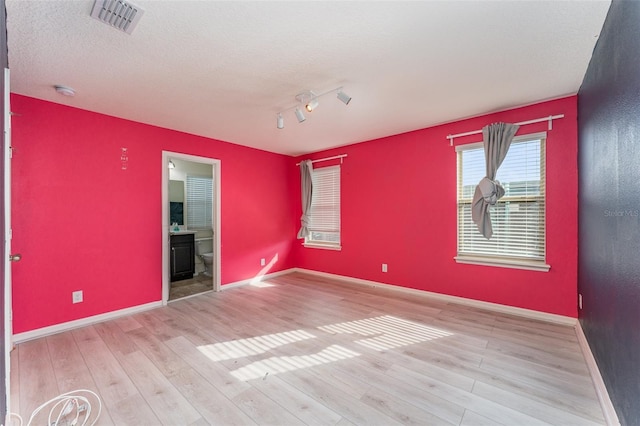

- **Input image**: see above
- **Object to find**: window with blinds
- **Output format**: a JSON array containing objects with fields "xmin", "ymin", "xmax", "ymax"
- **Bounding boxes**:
[
  {"xmin": 186, "ymin": 175, "xmax": 213, "ymax": 230},
  {"xmin": 306, "ymin": 165, "xmax": 341, "ymax": 247},
  {"xmin": 456, "ymin": 133, "xmax": 546, "ymax": 266}
]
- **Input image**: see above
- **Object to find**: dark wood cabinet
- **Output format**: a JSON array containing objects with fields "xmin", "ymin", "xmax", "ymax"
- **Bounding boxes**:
[{"xmin": 170, "ymin": 233, "xmax": 195, "ymax": 282}]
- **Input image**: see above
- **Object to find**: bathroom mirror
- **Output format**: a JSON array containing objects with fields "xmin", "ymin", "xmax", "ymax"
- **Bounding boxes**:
[{"xmin": 169, "ymin": 179, "xmax": 185, "ymax": 225}]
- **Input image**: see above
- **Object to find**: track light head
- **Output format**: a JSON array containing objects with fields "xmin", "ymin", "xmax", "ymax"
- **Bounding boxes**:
[
  {"xmin": 305, "ymin": 98, "xmax": 319, "ymax": 112},
  {"xmin": 337, "ymin": 90, "xmax": 351, "ymax": 105},
  {"xmin": 295, "ymin": 108, "xmax": 306, "ymax": 123},
  {"xmin": 297, "ymin": 91, "xmax": 319, "ymax": 113},
  {"xmin": 277, "ymin": 113, "xmax": 284, "ymax": 129}
]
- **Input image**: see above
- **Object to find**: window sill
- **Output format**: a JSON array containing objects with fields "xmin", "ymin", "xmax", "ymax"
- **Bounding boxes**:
[
  {"xmin": 454, "ymin": 255, "xmax": 550, "ymax": 272},
  {"xmin": 303, "ymin": 242, "xmax": 342, "ymax": 251}
]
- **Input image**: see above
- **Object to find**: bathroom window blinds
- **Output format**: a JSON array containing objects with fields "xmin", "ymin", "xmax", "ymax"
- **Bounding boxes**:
[{"xmin": 186, "ymin": 175, "xmax": 213, "ymax": 229}]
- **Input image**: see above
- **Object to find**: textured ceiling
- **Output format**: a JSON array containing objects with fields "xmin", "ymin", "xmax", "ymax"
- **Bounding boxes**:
[{"xmin": 6, "ymin": 1, "xmax": 610, "ymax": 156}]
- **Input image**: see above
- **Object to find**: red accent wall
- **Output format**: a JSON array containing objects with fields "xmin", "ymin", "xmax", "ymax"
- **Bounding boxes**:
[
  {"xmin": 293, "ymin": 96, "xmax": 579, "ymax": 317},
  {"xmin": 11, "ymin": 94, "xmax": 578, "ymax": 334},
  {"xmin": 11, "ymin": 95, "xmax": 295, "ymax": 333}
]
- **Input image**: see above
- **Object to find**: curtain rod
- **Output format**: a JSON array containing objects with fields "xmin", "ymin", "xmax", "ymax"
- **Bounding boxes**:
[
  {"xmin": 446, "ymin": 114, "xmax": 565, "ymax": 146},
  {"xmin": 296, "ymin": 154, "xmax": 347, "ymax": 166}
]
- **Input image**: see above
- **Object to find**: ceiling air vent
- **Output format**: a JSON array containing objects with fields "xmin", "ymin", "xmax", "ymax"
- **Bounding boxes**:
[{"xmin": 90, "ymin": 0, "xmax": 144, "ymax": 35}]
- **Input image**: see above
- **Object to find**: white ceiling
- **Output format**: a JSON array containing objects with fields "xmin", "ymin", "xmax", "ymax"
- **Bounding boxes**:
[{"xmin": 6, "ymin": 1, "xmax": 610, "ymax": 156}]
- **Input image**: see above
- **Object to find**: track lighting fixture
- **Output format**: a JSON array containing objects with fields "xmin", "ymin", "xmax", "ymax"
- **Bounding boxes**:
[{"xmin": 275, "ymin": 86, "xmax": 351, "ymax": 129}]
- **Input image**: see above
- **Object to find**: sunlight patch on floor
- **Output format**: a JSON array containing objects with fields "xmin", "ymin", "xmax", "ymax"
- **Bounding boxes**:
[
  {"xmin": 318, "ymin": 315, "xmax": 453, "ymax": 351},
  {"xmin": 229, "ymin": 345, "xmax": 360, "ymax": 381},
  {"xmin": 197, "ymin": 314, "xmax": 452, "ymax": 380},
  {"xmin": 198, "ymin": 329, "xmax": 316, "ymax": 361}
]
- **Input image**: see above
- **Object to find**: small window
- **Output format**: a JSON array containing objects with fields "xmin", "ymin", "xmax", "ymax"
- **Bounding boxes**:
[
  {"xmin": 186, "ymin": 175, "xmax": 213, "ymax": 230},
  {"xmin": 305, "ymin": 165, "xmax": 341, "ymax": 249},
  {"xmin": 456, "ymin": 133, "xmax": 548, "ymax": 270}
]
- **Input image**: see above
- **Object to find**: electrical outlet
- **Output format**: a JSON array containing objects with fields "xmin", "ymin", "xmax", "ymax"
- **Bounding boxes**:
[
  {"xmin": 72, "ymin": 290, "xmax": 83, "ymax": 304},
  {"xmin": 261, "ymin": 258, "xmax": 266, "ymax": 266},
  {"xmin": 578, "ymin": 293, "xmax": 583, "ymax": 310},
  {"xmin": 382, "ymin": 263, "xmax": 388, "ymax": 273}
]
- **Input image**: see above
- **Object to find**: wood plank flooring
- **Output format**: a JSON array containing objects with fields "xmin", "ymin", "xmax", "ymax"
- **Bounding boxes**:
[{"xmin": 10, "ymin": 272, "xmax": 606, "ymax": 425}]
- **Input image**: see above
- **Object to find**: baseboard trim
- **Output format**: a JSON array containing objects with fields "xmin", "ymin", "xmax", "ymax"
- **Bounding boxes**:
[
  {"xmin": 575, "ymin": 322, "xmax": 620, "ymax": 426},
  {"xmin": 13, "ymin": 301, "xmax": 163, "ymax": 344},
  {"xmin": 12, "ymin": 269, "xmax": 297, "ymax": 344},
  {"xmin": 293, "ymin": 268, "xmax": 577, "ymax": 326},
  {"xmin": 221, "ymin": 268, "xmax": 297, "ymax": 290}
]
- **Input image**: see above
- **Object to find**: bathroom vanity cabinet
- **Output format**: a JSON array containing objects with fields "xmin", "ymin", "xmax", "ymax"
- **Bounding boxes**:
[{"xmin": 170, "ymin": 233, "xmax": 195, "ymax": 282}]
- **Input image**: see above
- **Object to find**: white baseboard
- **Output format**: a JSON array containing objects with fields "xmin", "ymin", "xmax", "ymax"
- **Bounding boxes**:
[
  {"xmin": 221, "ymin": 268, "xmax": 296, "ymax": 290},
  {"xmin": 12, "ymin": 269, "xmax": 296, "ymax": 343},
  {"xmin": 12, "ymin": 301, "xmax": 163, "ymax": 343},
  {"xmin": 293, "ymin": 268, "xmax": 577, "ymax": 326},
  {"xmin": 575, "ymin": 322, "xmax": 620, "ymax": 426}
]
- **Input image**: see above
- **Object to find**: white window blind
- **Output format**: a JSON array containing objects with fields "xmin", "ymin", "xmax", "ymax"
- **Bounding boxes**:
[
  {"xmin": 307, "ymin": 165, "xmax": 341, "ymax": 246},
  {"xmin": 456, "ymin": 133, "xmax": 546, "ymax": 264},
  {"xmin": 186, "ymin": 175, "xmax": 213, "ymax": 230}
]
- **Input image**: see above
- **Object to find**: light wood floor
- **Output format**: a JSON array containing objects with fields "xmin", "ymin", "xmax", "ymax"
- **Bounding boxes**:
[{"xmin": 10, "ymin": 272, "xmax": 606, "ymax": 425}]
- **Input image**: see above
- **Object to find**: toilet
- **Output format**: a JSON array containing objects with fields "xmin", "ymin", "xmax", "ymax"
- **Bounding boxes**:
[{"xmin": 195, "ymin": 237, "xmax": 214, "ymax": 276}]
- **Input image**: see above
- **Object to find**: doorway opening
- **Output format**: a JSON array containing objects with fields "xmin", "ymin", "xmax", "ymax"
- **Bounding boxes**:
[{"xmin": 162, "ymin": 151, "xmax": 221, "ymax": 303}]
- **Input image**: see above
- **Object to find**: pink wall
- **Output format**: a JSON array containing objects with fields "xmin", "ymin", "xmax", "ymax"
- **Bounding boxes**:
[
  {"xmin": 293, "ymin": 96, "xmax": 579, "ymax": 317},
  {"xmin": 11, "ymin": 94, "xmax": 579, "ymax": 334},
  {"xmin": 11, "ymin": 95, "xmax": 295, "ymax": 333}
]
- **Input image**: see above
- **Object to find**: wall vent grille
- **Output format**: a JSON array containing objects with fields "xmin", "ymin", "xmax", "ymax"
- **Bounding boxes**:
[{"xmin": 90, "ymin": 0, "xmax": 144, "ymax": 35}]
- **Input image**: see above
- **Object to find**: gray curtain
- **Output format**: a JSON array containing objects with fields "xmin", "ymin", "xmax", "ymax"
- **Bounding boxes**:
[
  {"xmin": 471, "ymin": 122, "xmax": 520, "ymax": 239},
  {"xmin": 297, "ymin": 160, "xmax": 313, "ymax": 239}
]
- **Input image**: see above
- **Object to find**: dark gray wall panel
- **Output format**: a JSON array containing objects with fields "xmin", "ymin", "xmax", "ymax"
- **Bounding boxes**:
[{"xmin": 578, "ymin": 1, "xmax": 640, "ymax": 425}]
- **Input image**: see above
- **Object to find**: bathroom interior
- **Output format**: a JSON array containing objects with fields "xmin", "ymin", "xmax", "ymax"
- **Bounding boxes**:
[{"xmin": 168, "ymin": 157, "xmax": 214, "ymax": 300}]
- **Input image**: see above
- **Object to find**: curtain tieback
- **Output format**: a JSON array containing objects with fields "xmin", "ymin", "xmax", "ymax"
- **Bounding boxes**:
[
  {"xmin": 300, "ymin": 214, "xmax": 310, "ymax": 226},
  {"xmin": 478, "ymin": 177, "xmax": 505, "ymax": 205}
]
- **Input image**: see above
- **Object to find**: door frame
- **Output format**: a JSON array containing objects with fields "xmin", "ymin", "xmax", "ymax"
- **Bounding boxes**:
[
  {"xmin": 3, "ymin": 68, "xmax": 11, "ymax": 420},
  {"xmin": 161, "ymin": 151, "xmax": 221, "ymax": 303}
]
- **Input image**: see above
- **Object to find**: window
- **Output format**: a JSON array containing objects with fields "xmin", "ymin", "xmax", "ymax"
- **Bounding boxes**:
[
  {"xmin": 456, "ymin": 132, "xmax": 549, "ymax": 271},
  {"xmin": 305, "ymin": 165, "xmax": 341, "ymax": 249},
  {"xmin": 186, "ymin": 175, "xmax": 213, "ymax": 230}
]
